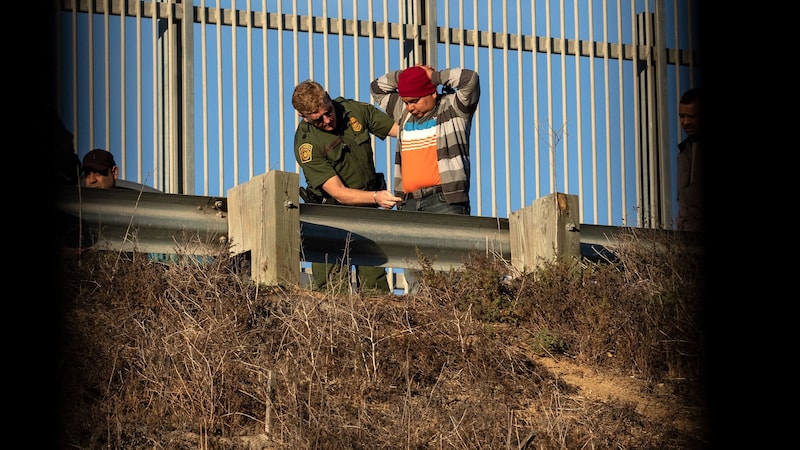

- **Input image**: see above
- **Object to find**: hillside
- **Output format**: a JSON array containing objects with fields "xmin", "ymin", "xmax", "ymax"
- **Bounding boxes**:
[{"xmin": 56, "ymin": 229, "xmax": 709, "ymax": 449}]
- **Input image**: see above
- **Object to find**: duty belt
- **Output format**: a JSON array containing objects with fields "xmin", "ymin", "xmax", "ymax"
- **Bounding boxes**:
[{"xmin": 404, "ymin": 185, "xmax": 443, "ymax": 201}]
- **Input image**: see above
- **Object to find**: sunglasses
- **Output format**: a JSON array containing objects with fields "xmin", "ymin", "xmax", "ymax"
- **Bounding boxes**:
[
  {"xmin": 82, "ymin": 167, "xmax": 110, "ymax": 177},
  {"xmin": 304, "ymin": 104, "xmax": 334, "ymax": 125}
]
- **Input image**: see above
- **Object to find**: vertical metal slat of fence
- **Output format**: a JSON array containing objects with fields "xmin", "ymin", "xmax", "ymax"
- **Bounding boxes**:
[
  {"xmin": 569, "ymin": 2, "xmax": 582, "ymax": 223},
  {"xmin": 636, "ymin": 8, "xmax": 656, "ymax": 228},
  {"xmin": 134, "ymin": 1, "xmax": 144, "ymax": 187},
  {"xmin": 280, "ymin": 1, "xmax": 290, "ymax": 175},
  {"xmin": 259, "ymin": 1, "xmax": 271, "ymax": 184},
  {"xmin": 159, "ymin": 1, "xmax": 169, "ymax": 192},
  {"xmin": 230, "ymin": 2, "xmax": 240, "ymax": 189},
  {"xmin": 501, "ymin": 0, "xmax": 511, "ymax": 218},
  {"xmin": 245, "ymin": 0, "xmax": 254, "ymax": 183},
  {"xmin": 471, "ymin": 0, "xmax": 484, "ymax": 217},
  {"xmin": 627, "ymin": 7, "xmax": 644, "ymax": 228},
  {"xmin": 117, "ymin": 0, "xmax": 127, "ymax": 181},
  {"xmin": 199, "ymin": 1, "xmax": 210, "ymax": 196},
  {"xmin": 335, "ymin": 0, "xmax": 346, "ymax": 98},
  {"xmin": 213, "ymin": 1, "xmax": 224, "ymax": 196},
  {"xmin": 616, "ymin": 0, "xmax": 629, "ymax": 227},
  {"xmin": 532, "ymin": 3, "xmax": 542, "ymax": 207},
  {"xmin": 165, "ymin": 1, "xmax": 178, "ymax": 193},
  {"xmin": 558, "ymin": 0, "xmax": 568, "ymax": 214},
  {"xmin": 86, "ymin": 0, "xmax": 96, "ymax": 151},
  {"xmin": 103, "ymin": 1, "xmax": 111, "ymax": 153},
  {"xmin": 654, "ymin": 0, "xmax": 671, "ymax": 229},
  {"xmin": 180, "ymin": 0, "xmax": 195, "ymax": 195},
  {"xmin": 515, "ymin": 0, "xmax": 526, "ymax": 209}
]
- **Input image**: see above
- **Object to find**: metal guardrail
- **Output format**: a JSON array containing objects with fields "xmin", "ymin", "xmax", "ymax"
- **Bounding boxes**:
[
  {"xmin": 56, "ymin": 185, "xmax": 686, "ymax": 270},
  {"xmin": 56, "ymin": 185, "xmax": 229, "ymax": 255}
]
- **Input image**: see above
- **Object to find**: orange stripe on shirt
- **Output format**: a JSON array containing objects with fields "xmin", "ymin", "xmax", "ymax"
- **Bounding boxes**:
[{"xmin": 401, "ymin": 141, "xmax": 440, "ymax": 192}]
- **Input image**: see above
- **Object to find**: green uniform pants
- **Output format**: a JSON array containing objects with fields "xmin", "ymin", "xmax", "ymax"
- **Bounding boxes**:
[{"xmin": 311, "ymin": 262, "xmax": 390, "ymax": 294}]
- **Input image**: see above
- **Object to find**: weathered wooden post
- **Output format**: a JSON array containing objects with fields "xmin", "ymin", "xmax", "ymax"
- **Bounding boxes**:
[
  {"xmin": 509, "ymin": 193, "xmax": 581, "ymax": 273},
  {"xmin": 227, "ymin": 170, "xmax": 301, "ymax": 286}
]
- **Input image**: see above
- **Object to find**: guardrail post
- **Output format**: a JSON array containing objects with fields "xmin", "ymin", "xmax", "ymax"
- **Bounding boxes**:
[
  {"xmin": 509, "ymin": 193, "xmax": 581, "ymax": 273},
  {"xmin": 227, "ymin": 170, "xmax": 301, "ymax": 286}
]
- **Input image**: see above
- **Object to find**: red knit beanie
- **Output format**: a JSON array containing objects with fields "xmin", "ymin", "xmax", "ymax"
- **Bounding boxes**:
[{"xmin": 398, "ymin": 66, "xmax": 436, "ymax": 98}]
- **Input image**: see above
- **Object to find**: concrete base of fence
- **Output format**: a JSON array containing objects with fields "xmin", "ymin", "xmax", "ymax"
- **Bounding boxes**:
[
  {"xmin": 227, "ymin": 171, "xmax": 301, "ymax": 286},
  {"xmin": 509, "ymin": 192, "xmax": 581, "ymax": 273}
]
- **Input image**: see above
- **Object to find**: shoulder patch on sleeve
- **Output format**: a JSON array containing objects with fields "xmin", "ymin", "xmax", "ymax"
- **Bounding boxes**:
[{"xmin": 299, "ymin": 143, "xmax": 313, "ymax": 163}]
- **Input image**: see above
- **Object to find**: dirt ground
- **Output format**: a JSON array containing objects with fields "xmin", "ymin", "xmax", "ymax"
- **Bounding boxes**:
[{"xmin": 535, "ymin": 354, "xmax": 706, "ymax": 437}]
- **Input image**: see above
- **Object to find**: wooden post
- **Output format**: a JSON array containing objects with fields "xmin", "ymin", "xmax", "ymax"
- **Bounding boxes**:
[
  {"xmin": 509, "ymin": 193, "xmax": 581, "ymax": 273},
  {"xmin": 227, "ymin": 171, "xmax": 300, "ymax": 286}
]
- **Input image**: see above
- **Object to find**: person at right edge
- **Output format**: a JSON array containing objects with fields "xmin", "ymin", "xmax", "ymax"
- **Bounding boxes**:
[
  {"xmin": 370, "ymin": 64, "xmax": 480, "ymax": 294},
  {"xmin": 291, "ymin": 80, "xmax": 402, "ymax": 295},
  {"xmin": 676, "ymin": 87, "xmax": 704, "ymax": 232}
]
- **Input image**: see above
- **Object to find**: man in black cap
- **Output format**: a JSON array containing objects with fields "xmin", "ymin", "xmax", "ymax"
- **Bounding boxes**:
[{"xmin": 81, "ymin": 149, "xmax": 119, "ymax": 189}]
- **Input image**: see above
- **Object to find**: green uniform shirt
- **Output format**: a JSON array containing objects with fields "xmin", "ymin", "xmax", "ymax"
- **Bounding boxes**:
[{"xmin": 294, "ymin": 97, "xmax": 395, "ymax": 199}]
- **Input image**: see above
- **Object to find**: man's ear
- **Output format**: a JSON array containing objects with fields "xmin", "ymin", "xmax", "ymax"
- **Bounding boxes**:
[{"xmin": 112, "ymin": 166, "xmax": 120, "ymax": 179}]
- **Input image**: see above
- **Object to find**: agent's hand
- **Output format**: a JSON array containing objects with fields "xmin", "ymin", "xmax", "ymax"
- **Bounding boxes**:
[{"xmin": 375, "ymin": 190, "xmax": 403, "ymax": 209}]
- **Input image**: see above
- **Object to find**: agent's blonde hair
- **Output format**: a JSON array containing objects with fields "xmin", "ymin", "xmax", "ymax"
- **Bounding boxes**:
[{"xmin": 291, "ymin": 80, "xmax": 332, "ymax": 117}]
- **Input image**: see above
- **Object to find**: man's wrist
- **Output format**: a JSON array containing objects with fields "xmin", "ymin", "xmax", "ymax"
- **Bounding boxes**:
[{"xmin": 373, "ymin": 191, "xmax": 378, "ymax": 204}]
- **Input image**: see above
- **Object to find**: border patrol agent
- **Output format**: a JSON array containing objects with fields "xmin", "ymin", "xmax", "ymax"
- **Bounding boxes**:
[{"xmin": 292, "ymin": 80, "xmax": 401, "ymax": 294}]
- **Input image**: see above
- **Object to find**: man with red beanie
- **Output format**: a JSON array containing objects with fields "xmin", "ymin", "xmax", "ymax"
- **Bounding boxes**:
[{"xmin": 370, "ymin": 64, "xmax": 480, "ymax": 293}]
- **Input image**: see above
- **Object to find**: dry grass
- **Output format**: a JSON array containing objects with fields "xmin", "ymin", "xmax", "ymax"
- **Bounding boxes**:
[{"xmin": 57, "ymin": 229, "xmax": 709, "ymax": 449}]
